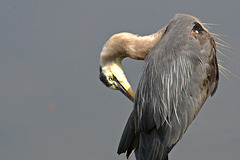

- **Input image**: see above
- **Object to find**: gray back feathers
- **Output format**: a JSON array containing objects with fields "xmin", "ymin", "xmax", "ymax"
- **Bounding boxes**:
[{"xmin": 118, "ymin": 14, "xmax": 219, "ymax": 160}]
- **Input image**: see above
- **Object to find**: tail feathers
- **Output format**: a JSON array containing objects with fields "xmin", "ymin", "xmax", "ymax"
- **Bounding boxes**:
[
  {"xmin": 117, "ymin": 111, "xmax": 138, "ymax": 155},
  {"xmin": 117, "ymin": 111, "xmax": 169, "ymax": 160},
  {"xmin": 149, "ymin": 138, "xmax": 163, "ymax": 160},
  {"xmin": 126, "ymin": 133, "xmax": 140, "ymax": 158},
  {"xmin": 137, "ymin": 130, "xmax": 168, "ymax": 160},
  {"xmin": 164, "ymin": 155, "xmax": 169, "ymax": 160}
]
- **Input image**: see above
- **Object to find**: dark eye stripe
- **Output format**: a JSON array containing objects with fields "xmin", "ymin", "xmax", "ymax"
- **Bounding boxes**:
[{"xmin": 99, "ymin": 66, "xmax": 111, "ymax": 87}]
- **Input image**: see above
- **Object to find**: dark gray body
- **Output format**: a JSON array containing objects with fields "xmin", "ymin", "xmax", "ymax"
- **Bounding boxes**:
[{"xmin": 117, "ymin": 14, "xmax": 219, "ymax": 160}]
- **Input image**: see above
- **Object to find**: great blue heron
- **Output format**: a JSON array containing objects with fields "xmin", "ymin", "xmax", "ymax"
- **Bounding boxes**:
[{"xmin": 99, "ymin": 14, "xmax": 219, "ymax": 160}]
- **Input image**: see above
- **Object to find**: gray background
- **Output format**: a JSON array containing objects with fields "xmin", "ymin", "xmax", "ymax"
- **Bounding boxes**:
[{"xmin": 1, "ymin": 0, "xmax": 240, "ymax": 160}]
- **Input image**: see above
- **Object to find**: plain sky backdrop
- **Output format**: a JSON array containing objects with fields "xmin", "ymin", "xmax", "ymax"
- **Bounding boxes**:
[{"xmin": 1, "ymin": 0, "xmax": 240, "ymax": 160}]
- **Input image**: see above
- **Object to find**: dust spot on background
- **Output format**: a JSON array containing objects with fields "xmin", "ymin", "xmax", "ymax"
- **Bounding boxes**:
[{"xmin": 47, "ymin": 103, "xmax": 56, "ymax": 109}]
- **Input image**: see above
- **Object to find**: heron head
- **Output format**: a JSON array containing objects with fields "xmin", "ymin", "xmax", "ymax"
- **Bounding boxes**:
[{"xmin": 99, "ymin": 62, "xmax": 135, "ymax": 102}]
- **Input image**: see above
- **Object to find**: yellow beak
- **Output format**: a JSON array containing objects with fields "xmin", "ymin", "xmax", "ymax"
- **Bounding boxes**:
[
  {"xmin": 114, "ymin": 80, "xmax": 135, "ymax": 102},
  {"xmin": 110, "ymin": 63, "xmax": 135, "ymax": 102}
]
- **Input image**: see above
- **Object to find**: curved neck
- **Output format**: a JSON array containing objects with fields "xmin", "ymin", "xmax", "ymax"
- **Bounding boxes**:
[{"xmin": 100, "ymin": 26, "xmax": 167, "ymax": 66}]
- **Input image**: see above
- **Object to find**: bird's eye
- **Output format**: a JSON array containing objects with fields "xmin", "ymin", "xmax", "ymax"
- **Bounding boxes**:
[{"xmin": 109, "ymin": 77, "xmax": 113, "ymax": 81}]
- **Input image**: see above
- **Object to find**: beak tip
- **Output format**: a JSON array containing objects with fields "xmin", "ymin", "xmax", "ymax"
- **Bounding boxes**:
[{"xmin": 116, "ymin": 82, "xmax": 135, "ymax": 102}]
